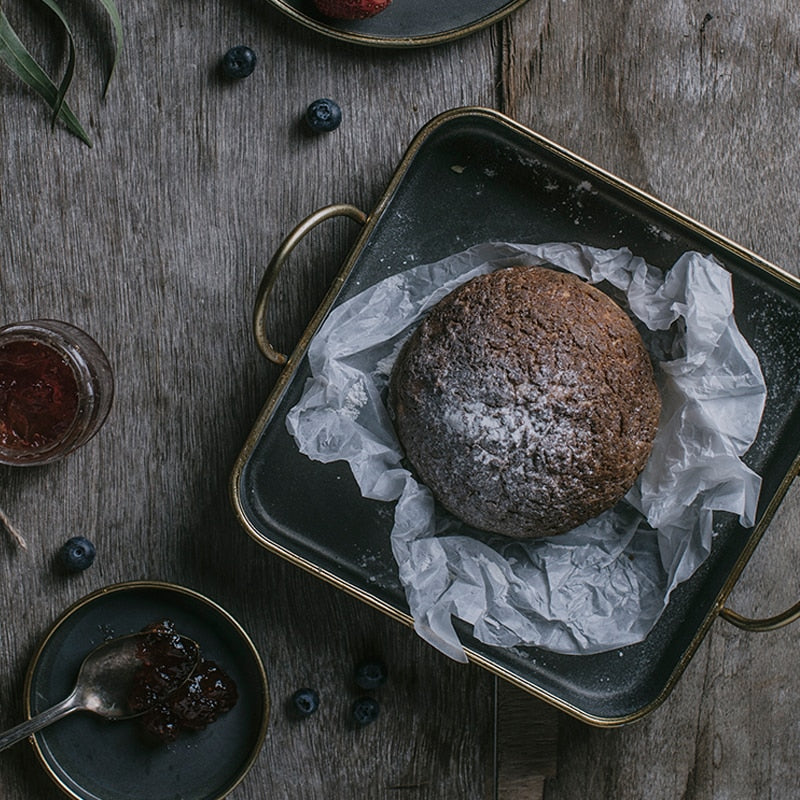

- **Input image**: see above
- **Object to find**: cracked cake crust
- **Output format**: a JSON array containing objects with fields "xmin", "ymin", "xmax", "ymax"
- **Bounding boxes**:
[{"xmin": 389, "ymin": 265, "xmax": 662, "ymax": 538}]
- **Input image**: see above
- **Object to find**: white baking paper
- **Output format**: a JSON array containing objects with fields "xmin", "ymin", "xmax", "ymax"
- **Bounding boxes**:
[{"xmin": 285, "ymin": 242, "xmax": 767, "ymax": 661}]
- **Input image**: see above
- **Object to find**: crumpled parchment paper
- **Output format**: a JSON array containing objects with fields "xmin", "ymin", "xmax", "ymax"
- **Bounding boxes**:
[{"xmin": 285, "ymin": 242, "xmax": 767, "ymax": 661}]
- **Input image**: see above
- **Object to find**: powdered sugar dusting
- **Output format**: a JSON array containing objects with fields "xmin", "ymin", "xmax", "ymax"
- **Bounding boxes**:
[
  {"xmin": 342, "ymin": 379, "xmax": 368, "ymax": 420},
  {"xmin": 443, "ymin": 400, "xmax": 577, "ymax": 463},
  {"xmin": 391, "ymin": 266, "xmax": 661, "ymax": 538}
]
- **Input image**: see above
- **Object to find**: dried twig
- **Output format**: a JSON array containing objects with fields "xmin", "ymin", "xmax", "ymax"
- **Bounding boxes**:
[{"xmin": 0, "ymin": 505, "xmax": 27, "ymax": 550}]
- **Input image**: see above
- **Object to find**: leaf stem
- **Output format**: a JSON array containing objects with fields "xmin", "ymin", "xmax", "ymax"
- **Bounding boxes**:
[
  {"xmin": 0, "ymin": 3, "xmax": 91, "ymax": 145},
  {"xmin": 36, "ymin": 0, "xmax": 77, "ymax": 129},
  {"xmin": 0, "ymin": 505, "xmax": 27, "ymax": 550}
]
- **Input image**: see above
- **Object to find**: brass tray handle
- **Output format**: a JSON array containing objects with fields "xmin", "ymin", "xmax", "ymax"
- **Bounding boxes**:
[
  {"xmin": 720, "ymin": 470, "xmax": 800, "ymax": 633},
  {"xmin": 719, "ymin": 600, "xmax": 800, "ymax": 632},
  {"xmin": 253, "ymin": 204, "xmax": 368, "ymax": 365}
]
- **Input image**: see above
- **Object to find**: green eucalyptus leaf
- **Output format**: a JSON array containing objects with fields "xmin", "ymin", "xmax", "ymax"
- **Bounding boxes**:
[
  {"xmin": 0, "ymin": 4, "xmax": 92, "ymax": 146},
  {"xmin": 96, "ymin": 0, "xmax": 122, "ymax": 97},
  {"xmin": 36, "ymin": 0, "xmax": 76, "ymax": 129}
]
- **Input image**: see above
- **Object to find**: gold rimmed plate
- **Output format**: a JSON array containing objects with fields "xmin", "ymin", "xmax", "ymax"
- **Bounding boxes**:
[
  {"xmin": 266, "ymin": 0, "xmax": 531, "ymax": 47},
  {"xmin": 24, "ymin": 581, "xmax": 269, "ymax": 800}
]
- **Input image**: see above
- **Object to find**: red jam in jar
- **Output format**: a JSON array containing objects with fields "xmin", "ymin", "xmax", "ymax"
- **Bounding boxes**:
[
  {"xmin": 0, "ymin": 320, "xmax": 113, "ymax": 466},
  {"xmin": 0, "ymin": 340, "xmax": 80, "ymax": 450}
]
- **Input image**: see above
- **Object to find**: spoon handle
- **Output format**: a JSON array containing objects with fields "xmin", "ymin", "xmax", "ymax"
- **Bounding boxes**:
[{"xmin": 0, "ymin": 693, "xmax": 79, "ymax": 752}]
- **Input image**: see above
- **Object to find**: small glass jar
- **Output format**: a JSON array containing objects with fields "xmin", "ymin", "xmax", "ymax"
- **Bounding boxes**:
[{"xmin": 0, "ymin": 320, "xmax": 113, "ymax": 466}]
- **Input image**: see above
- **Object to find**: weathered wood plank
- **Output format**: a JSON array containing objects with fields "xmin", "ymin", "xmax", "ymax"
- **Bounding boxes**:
[
  {"xmin": 502, "ymin": 2, "xmax": 800, "ymax": 797},
  {"xmin": 497, "ymin": 680, "xmax": 559, "ymax": 799},
  {"xmin": 0, "ymin": 0, "xmax": 507, "ymax": 796}
]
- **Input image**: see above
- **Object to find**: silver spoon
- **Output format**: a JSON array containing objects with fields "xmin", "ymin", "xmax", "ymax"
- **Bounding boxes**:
[{"xmin": 0, "ymin": 632, "xmax": 199, "ymax": 752}]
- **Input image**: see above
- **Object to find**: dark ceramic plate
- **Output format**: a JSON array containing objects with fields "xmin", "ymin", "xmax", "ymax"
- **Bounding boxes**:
[
  {"xmin": 232, "ymin": 107, "xmax": 800, "ymax": 725},
  {"xmin": 266, "ymin": 0, "xmax": 531, "ymax": 47},
  {"xmin": 24, "ymin": 582, "xmax": 269, "ymax": 800}
]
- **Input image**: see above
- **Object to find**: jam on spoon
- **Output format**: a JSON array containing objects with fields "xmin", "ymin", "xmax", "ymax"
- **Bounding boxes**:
[
  {"xmin": 0, "ymin": 631, "xmax": 197, "ymax": 752},
  {"xmin": 130, "ymin": 620, "xmax": 239, "ymax": 744}
]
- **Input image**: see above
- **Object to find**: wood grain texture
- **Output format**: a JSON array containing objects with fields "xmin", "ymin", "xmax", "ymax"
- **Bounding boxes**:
[
  {"xmin": 501, "ymin": 2, "xmax": 800, "ymax": 798},
  {"xmin": 0, "ymin": 0, "xmax": 798, "ymax": 797},
  {"xmin": 497, "ymin": 682, "xmax": 558, "ymax": 799},
  {"xmin": 0, "ymin": 1, "xmax": 502, "ymax": 797}
]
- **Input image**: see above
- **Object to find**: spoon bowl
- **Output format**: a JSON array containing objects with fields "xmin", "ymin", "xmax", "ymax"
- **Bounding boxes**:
[{"xmin": 0, "ymin": 631, "xmax": 198, "ymax": 752}]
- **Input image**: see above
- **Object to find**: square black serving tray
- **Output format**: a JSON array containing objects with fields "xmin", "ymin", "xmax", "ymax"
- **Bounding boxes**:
[{"xmin": 231, "ymin": 107, "xmax": 800, "ymax": 725}]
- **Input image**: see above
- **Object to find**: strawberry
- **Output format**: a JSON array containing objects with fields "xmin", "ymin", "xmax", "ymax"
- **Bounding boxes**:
[{"xmin": 313, "ymin": 0, "xmax": 392, "ymax": 20}]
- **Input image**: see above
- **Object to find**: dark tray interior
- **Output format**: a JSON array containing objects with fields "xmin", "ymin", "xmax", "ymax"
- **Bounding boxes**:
[{"xmin": 235, "ymin": 109, "xmax": 800, "ymax": 723}]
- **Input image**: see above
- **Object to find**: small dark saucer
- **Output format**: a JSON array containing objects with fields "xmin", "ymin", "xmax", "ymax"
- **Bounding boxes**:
[{"xmin": 24, "ymin": 581, "xmax": 269, "ymax": 800}]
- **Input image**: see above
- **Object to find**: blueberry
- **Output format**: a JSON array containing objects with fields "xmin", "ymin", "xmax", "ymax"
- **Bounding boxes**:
[
  {"xmin": 352, "ymin": 696, "xmax": 380, "ymax": 726},
  {"xmin": 354, "ymin": 659, "xmax": 387, "ymax": 690},
  {"xmin": 59, "ymin": 536, "xmax": 96, "ymax": 571},
  {"xmin": 305, "ymin": 98, "xmax": 342, "ymax": 133},
  {"xmin": 221, "ymin": 46, "xmax": 257, "ymax": 79},
  {"xmin": 290, "ymin": 687, "xmax": 320, "ymax": 717}
]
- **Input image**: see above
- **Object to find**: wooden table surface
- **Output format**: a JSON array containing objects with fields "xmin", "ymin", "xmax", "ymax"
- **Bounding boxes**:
[{"xmin": 1, "ymin": 1, "xmax": 799, "ymax": 797}]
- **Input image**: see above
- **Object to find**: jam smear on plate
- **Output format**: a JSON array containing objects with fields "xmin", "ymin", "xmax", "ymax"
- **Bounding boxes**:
[{"xmin": 129, "ymin": 619, "xmax": 238, "ymax": 744}]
